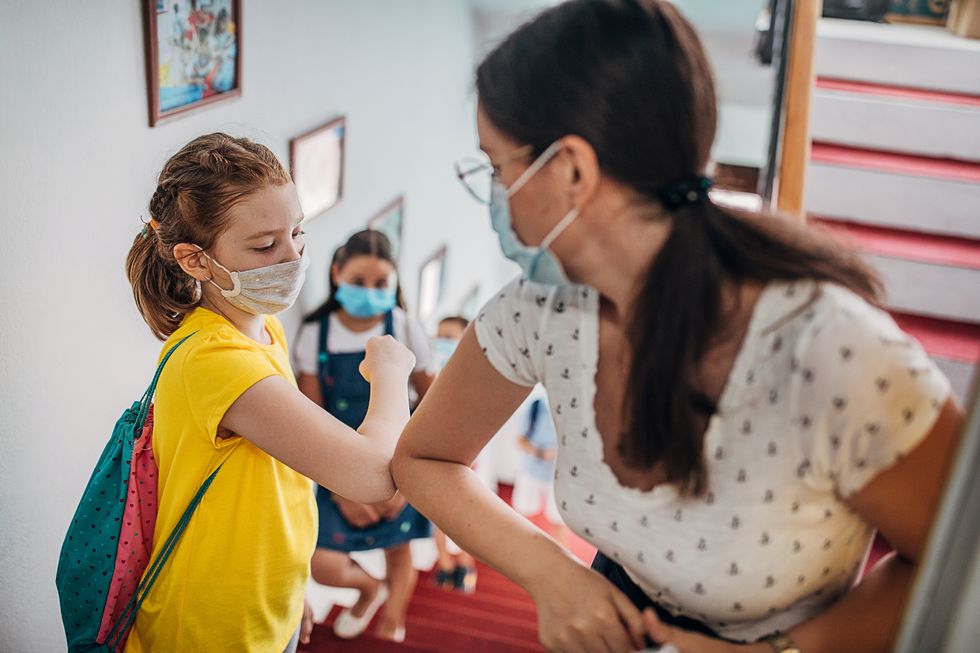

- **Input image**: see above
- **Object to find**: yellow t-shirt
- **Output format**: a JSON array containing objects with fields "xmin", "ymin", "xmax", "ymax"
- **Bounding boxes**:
[{"xmin": 126, "ymin": 308, "xmax": 317, "ymax": 653}]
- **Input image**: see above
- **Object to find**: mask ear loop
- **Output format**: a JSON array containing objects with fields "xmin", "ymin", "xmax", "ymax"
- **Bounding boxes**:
[
  {"xmin": 506, "ymin": 141, "xmax": 563, "ymax": 198},
  {"xmin": 197, "ymin": 247, "xmax": 242, "ymax": 297},
  {"xmin": 540, "ymin": 206, "xmax": 581, "ymax": 251}
]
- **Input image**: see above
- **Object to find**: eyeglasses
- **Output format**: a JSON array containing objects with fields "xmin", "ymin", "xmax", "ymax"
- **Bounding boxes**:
[{"xmin": 454, "ymin": 145, "xmax": 534, "ymax": 205}]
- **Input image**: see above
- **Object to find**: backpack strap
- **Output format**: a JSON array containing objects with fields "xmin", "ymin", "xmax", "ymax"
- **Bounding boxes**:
[
  {"xmin": 104, "ymin": 463, "xmax": 224, "ymax": 651},
  {"xmin": 133, "ymin": 332, "xmax": 197, "ymax": 432},
  {"xmin": 317, "ymin": 313, "xmax": 331, "ymax": 381},
  {"xmin": 101, "ymin": 331, "xmax": 200, "ymax": 651}
]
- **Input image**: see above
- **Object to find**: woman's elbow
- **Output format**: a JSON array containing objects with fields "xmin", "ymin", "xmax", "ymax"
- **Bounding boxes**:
[{"xmin": 390, "ymin": 443, "xmax": 417, "ymax": 498}]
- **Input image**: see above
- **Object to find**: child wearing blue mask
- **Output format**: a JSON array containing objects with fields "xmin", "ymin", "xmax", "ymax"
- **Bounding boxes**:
[{"xmin": 294, "ymin": 229, "xmax": 435, "ymax": 643}]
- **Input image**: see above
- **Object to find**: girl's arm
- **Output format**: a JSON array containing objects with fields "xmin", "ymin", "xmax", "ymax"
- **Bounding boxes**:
[
  {"xmin": 392, "ymin": 327, "xmax": 647, "ymax": 652},
  {"xmin": 223, "ymin": 335, "xmax": 414, "ymax": 503},
  {"xmin": 297, "ymin": 362, "xmax": 384, "ymax": 526}
]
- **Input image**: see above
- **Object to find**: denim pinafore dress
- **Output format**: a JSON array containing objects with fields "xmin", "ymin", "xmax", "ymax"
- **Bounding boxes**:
[{"xmin": 314, "ymin": 310, "xmax": 430, "ymax": 551}]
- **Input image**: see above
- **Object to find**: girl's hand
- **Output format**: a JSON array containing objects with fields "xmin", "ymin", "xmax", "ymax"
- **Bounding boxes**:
[
  {"xmin": 359, "ymin": 335, "xmax": 415, "ymax": 383},
  {"xmin": 643, "ymin": 610, "xmax": 745, "ymax": 653},
  {"xmin": 334, "ymin": 495, "xmax": 383, "ymax": 528},
  {"xmin": 529, "ymin": 560, "xmax": 646, "ymax": 652},
  {"xmin": 300, "ymin": 597, "xmax": 315, "ymax": 645}
]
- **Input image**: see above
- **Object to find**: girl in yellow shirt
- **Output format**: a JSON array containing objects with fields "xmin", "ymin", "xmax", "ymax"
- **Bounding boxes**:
[{"xmin": 123, "ymin": 132, "xmax": 415, "ymax": 652}]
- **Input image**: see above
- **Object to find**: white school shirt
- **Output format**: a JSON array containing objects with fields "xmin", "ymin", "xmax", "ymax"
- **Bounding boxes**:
[
  {"xmin": 474, "ymin": 277, "xmax": 950, "ymax": 642},
  {"xmin": 294, "ymin": 307, "xmax": 433, "ymax": 376}
]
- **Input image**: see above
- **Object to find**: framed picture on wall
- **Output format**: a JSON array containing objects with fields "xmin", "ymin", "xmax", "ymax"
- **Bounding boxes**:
[
  {"xmin": 290, "ymin": 116, "xmax": 346, "ymax": 221},
  {"xmin": 367, "ymin": 196, "xmax": 405, "ymax": 260},
  {"xmin": 144, "ymin": 0, "xmax": 242, "ymax": 127},
  {"xmin": 417, "ymin": 246, "xmax": 447, "ymax": 322}
]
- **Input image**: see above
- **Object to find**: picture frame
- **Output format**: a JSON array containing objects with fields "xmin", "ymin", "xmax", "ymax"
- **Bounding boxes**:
[
  {"xmin": 417, "ymin": 246, "xmax": 448, "ymax": 322},
  {"xmin": 290, "ymin": 116, "xmax": 346, "ymax": 221},
  {"xmin": 367, "ymin": 196, "xmax": 405, "ymax": 260},
  {"xmin": 144, "ymin": 0, "xmax": 243, "ymax": 127}
]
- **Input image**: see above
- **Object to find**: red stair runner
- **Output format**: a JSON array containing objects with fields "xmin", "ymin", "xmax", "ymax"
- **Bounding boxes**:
[
  {"xmin": 811, "ymin": 218, "xmax": 980, "ymax": 270},
  {"xmin": 300, "ymin": 487, "xmax": 595, "ymax": 653},
  {"xmin": 810, "ymin": 143, "xmax": 980, "ymax": 183},
  {"xmin": 816, "ymin": 78, "xmax": 980, "ymax": 108}
]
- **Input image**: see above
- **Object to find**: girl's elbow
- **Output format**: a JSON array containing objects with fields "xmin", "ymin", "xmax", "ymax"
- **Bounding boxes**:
[{"xmin": 365, "ymin": 455, "xmax": 397, "ymax": 503}]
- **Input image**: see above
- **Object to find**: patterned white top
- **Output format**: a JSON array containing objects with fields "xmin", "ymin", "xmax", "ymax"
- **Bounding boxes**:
[{"xmin": 474, "ymin": 277, "xmax": 950, "ymax": 642}]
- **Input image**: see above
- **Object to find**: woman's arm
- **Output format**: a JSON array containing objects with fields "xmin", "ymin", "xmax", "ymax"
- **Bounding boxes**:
[
  {"xmin": 392, "ymin": 327, "xmax": 647, "ymax": 652},
  {"xmin": 645, "ymin": 398, "xmax": 965, "ymax": 653},
  {"xmin": 780, "ymin": 398, "xmax": 963, "ymax": 653},
  {"xmin": 223, "ymin": 335, "xmax": 414, "ymax": 504}
]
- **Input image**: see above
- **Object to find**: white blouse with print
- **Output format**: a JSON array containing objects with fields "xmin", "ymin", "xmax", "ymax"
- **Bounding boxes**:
[{"xmin": 474, "ymin": 277, "xmax": 950, "ymax": 642}]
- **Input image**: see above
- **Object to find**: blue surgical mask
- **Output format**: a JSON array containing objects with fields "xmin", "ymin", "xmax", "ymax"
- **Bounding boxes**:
[
  {"xmin": 335, "ymin": 284, "xmax": 397, "ymax": 318},
  {"xmin": 489, "ymin": 142, "xmax": 581, "ymax": 286},
  {"xmin": 431, "ymin": 337, "xmax": 459, "ymax": 370}
]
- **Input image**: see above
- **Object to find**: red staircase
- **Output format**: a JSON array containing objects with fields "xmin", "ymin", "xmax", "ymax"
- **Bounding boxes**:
[{"xmin": 300, "ymin": 486, "xmax": 595, "ymax": 653}]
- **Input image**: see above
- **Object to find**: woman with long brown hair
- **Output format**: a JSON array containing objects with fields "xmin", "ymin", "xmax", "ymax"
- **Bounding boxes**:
[{"xmin": 392, "ymin": 2, "xmax": 963, "ymax": 652}]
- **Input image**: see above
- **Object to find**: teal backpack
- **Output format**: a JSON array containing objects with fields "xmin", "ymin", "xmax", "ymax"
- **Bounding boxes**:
[{"xmin": 56, "ymin": 333, "xmax": 222, "ymax": 652}]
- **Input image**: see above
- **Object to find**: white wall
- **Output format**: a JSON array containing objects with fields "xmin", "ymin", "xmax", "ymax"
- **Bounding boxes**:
[{"xmin": 0, "ymin": 1, "xmax": 516, "ymax": 649}]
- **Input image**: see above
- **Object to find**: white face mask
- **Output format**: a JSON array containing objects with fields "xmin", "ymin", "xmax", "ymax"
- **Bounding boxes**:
[{"xmin": 202, "ymin": 249, "xmax": 309, "ymax": 315}]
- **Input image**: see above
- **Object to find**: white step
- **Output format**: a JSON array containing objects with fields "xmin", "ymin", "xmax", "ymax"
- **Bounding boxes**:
[
  {"xmin": 871, "ymin": 254, "xmax": 980, "ymax": 324},
  {"xmin": 807, "ymin": 162, "xmax": 980, "ymax": 240},
  {"xmin": 816, "ymin": 18, "xmax": 980, "ymax": 95},
  {"xmin": 811, "ymin": 83, "xmax": 980, "ymax": 162}
]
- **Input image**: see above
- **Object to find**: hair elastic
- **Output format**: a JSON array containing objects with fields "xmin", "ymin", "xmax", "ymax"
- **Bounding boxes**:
[{"xmin": 657, "ymin": 175, "xmax": 713, "ymax": 211}]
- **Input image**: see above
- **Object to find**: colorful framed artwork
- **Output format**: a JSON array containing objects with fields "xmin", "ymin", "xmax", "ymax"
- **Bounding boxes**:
[
  {"xmin": 367, "ymin": 196, "xmax": 405, "ymax": 260},
  {"xmin": 144, "ymin": 0, "xmax": 242, "ymax": 126},
  {"xmin": 290, "ymin": 116, "xmax": 346, "ymax": 221},
  {"xmin": 417, "ymin": 246, "xmax": 447, "ymax": 322}
]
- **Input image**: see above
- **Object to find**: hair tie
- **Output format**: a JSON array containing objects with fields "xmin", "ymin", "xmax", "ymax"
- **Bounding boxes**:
[
  {"xmin": 656, "ymin": 175, "xmax": 713, "ymax": 211},
  {"xmin": 140, "ymin": 217, "xmax": 160, "ymax": 239}
]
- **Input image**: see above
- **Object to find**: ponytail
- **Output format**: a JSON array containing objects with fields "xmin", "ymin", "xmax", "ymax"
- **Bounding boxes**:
[
  {"xmin": 125, "ymin": 227, "xmax": 200, "ymax": 341},
  {"xmin": 622, "ymin": 200, "xmax": 882, "ymax": 495}
]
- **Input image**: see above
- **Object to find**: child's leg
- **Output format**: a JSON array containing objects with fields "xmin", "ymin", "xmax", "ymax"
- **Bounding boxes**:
[
  {"xmin": 433, "ymin": 528, "xmax": 454, "ymax": 571},
  {"xmin": 454, "ymin": 549, "xmax": 478, "ymax": 594},
  {"xmin": 310, "ymin": 547, "xmax": 382, "ymax": 617},
  {"xmin": 376, "ymin": 543, "xmax": 417, "ymax": 639}
]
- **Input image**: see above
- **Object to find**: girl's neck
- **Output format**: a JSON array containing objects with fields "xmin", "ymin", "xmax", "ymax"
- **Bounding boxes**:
[
  {"xmin": 335, "ymin": 308, "xmax": 385, "ymax": 333},
  {"xmin": 199, "ymin": 295, "xmax": 269, "ymax": 344}
]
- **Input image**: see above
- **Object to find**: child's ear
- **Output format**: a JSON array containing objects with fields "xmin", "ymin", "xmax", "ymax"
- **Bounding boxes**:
[
  {"xmin": 173, "ymin": 243, "xmax": 211, "ymax": 283},
  {"xmin": 330, "ymin": 262, "xmax": 341, "ymax": 286}
]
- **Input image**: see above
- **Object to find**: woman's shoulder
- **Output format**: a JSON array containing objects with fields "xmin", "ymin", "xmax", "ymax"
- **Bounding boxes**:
[
  {"xmin": 794, "ymin": 281, "xmax": 905, "ymax": 354},
  {"xmin": 482, "ymin": 276, "xmax": 594, "ymax": 319}
]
